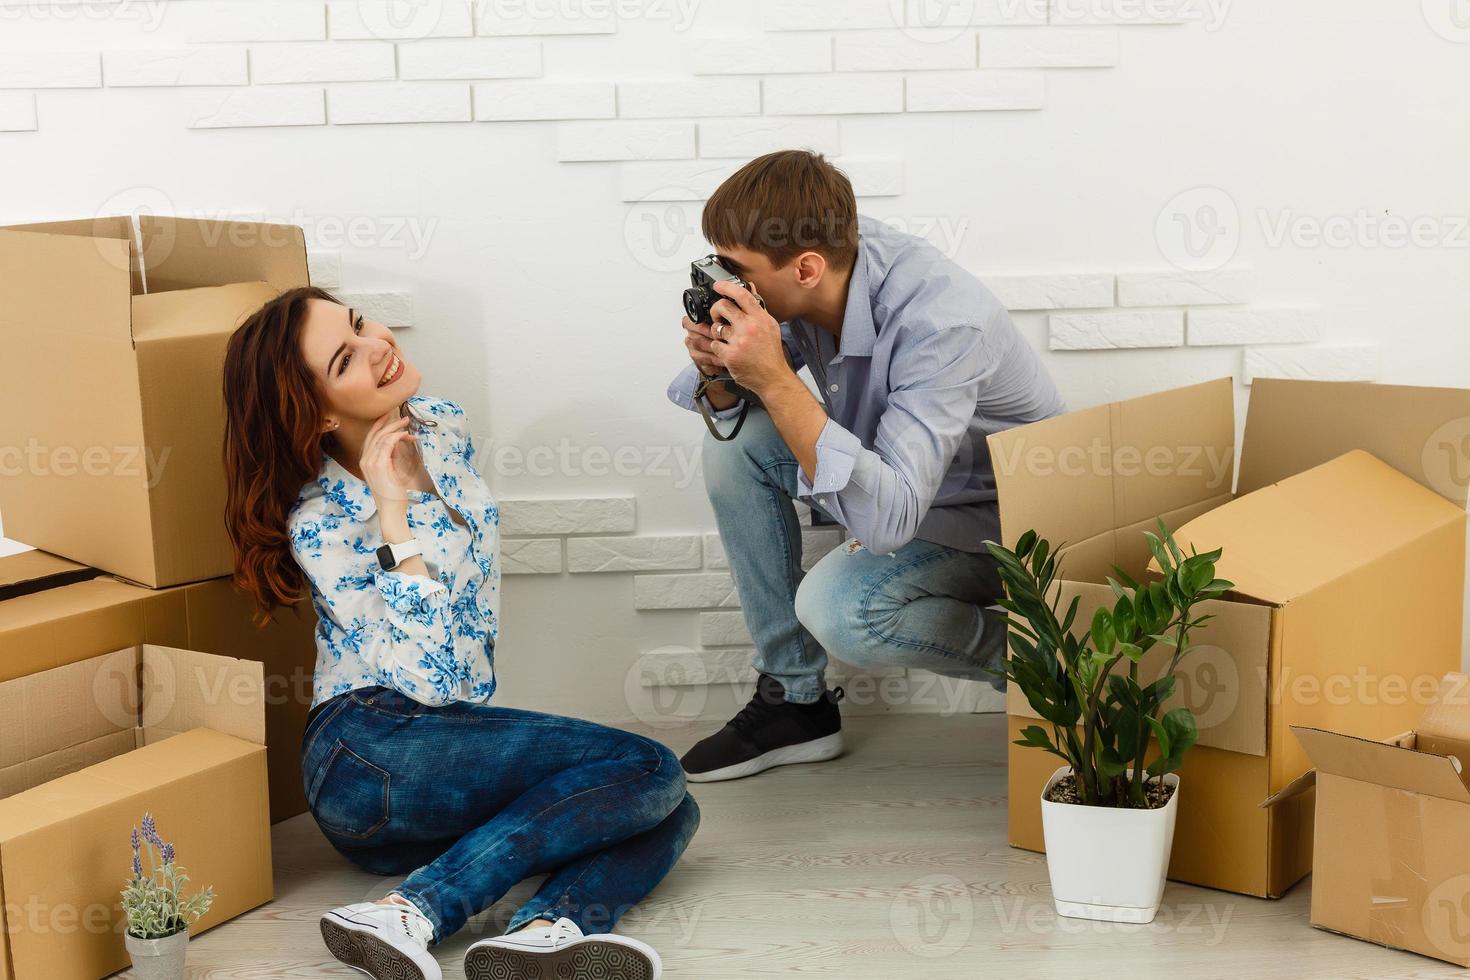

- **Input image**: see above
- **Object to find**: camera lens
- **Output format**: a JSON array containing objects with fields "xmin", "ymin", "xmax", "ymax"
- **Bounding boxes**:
[{"xmin": 682, "ymin": 286, "xmax": 709, "ymax": 323}]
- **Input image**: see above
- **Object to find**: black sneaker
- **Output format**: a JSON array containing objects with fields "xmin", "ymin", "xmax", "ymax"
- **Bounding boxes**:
[{"xmin": 680, "ymin": 674, "xmax": 844, "ymax": 783}]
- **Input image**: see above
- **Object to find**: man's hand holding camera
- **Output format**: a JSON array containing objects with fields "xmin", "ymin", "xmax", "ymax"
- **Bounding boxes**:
[{"xmin": 704, "ymin": 280, "xmax": 793, "ymax": 396}]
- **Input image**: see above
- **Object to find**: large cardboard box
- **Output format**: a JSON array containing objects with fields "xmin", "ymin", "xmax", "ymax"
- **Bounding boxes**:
[
  {"xmin": 991, "ymin": 377, "xmax": 1470, "ymax": 897},
  {"xmin": 0, "ymin": 215, "xmax": 309, "ymax": 588},
  {"xmin": 1284, "ymin": 673, "xmax": 1470, "ymax": 967},
  {"xmin": 0, "ymin": 643, "xmax": 272, "ymax": 980},
  {"xmin": 0, "ymin": 549, "xmax": 316, "ymax": 822}
]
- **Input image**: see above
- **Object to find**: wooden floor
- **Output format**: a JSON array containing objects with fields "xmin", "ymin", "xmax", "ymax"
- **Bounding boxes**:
[{"xmin": 118, "ymin": 713, "xmax": 1466, "ymax": 979}]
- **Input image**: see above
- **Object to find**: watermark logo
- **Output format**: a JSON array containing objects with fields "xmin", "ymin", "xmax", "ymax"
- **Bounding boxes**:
[
  {"xmin": 1422, "ymin": 0, "xmax": 1470, "ymax": 42},
  {"xmin": 1171, "ymin": 643, "xmax": 1238, "ymax": 731},
  {"xmin": 356, "ymin": 0, "xmax": 452, "ymax": 40},
  {"xmin": 1425, "ymin": 874, "xmax": 1470, "ymax": 959},
  {"xmin": 891, "ymin": 874, "xmax": 974, "ymax": 957},
  {"xmin": 623, "ymin": 646, "xmax": 710, "ymax": 730},
  {"xmin": 624, "ymin": 190, "xmax": 704, "ymax": 274},
  {"xmin": 1423, "ymin": 416, "xmax": 1470, "ymax": 503},
  {"xmin": 1155, "ymin": 186, "xmax": 1240, "ymax": 272}
]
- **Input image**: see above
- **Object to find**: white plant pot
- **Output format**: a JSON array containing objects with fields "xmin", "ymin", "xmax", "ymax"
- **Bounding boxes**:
[
  {"xmin": 124, "ymin": 927, "xmax": 189, "ymax": 980},
  {"xmin": 1039, "ymin": 766, "xmax": 1180, "ymax": 923}
]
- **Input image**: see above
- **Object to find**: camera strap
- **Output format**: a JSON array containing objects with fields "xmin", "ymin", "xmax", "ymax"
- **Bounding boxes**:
[{"xmin": 693, "ymin": 372, "xmax": 751, "ymax": 442}]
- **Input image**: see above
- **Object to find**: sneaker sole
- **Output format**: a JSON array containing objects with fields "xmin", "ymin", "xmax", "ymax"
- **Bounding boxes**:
[
  {"xmin": 464, "ymin": 937, "xmax": 658, "ymax": 980},
  {"xmin": 320, "ymin": 913, "xmax": 432, "ymax": 980},
  {"xmin": 685, "ymin": 730, "xmax": 844, "ymax": 783}
]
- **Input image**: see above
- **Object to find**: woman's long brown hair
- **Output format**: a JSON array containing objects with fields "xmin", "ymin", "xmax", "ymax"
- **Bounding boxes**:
[{"xmin": 222, "ymin": 286, "xmax": 341, "ymax": 626}]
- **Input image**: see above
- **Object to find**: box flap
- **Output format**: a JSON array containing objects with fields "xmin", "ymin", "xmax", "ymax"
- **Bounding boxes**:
[
  {"xmin": 987, "ymin": 378, "xmax": 1235, "ymax": 580},
  {"xmin": 0, "ymin": 551, "xmax": 99, "ymax": 599},
  {"xmin": 1419, "ymin": 673, "xmax": 1470, "ymax": 741},
  {"xmin": 141, "ymin": 644, "xmax": 266, "ymax": 746},
  {"xmin": 138, "ymin": 216, "xmax": 309, "ymax": 294},
  {"xmin": 1159, "ymin": 450, "xmax": 1465, "ymax": 605},
  {"xmin": 131, "ymin": 280, "xmax": 278, "ymax": 343},
  {"xmin": 1240, "ymin": 378, "xmax": 1470, "ymax": 508},
  {"xmin": 1292, "ymin": 725, "xmax": 1470, "ymax": 804}
]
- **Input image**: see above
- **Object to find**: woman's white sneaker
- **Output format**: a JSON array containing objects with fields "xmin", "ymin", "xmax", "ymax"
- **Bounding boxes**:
[
  {"xmin": 320, "ymin": 901, "xmax": 441, "ymax": 980},
  {"xmin": 464, "ymin": 917, "xmax": 661, "ymax": 980}
]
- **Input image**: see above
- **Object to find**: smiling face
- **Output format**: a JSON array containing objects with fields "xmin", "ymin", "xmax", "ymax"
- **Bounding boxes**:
[{"xmin": 298, "ymin": 298, "xmax": 420, "ymax": 423}]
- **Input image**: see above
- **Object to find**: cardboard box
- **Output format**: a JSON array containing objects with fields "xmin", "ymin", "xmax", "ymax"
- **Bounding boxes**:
[
  {"xmin": 0, "ymin": 643, "xmax": 272, "ymax": 980},
  {"xmin": 0, "ymin": 549, "xmax": 316, "ymax": 822},
  {"xmin": 0, "ymin": 215, "xmax": 309, "ymax": 588},
  {"xmin": 1283, "ymin": 674, "xmax": 1470, "ymax": 967},
  {"xmin": 991, "ymin": 377, "xmax": 1470, "ymax": 897}
]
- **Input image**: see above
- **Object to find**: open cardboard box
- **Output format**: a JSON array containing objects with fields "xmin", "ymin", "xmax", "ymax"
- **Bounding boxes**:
[
  {"xmin": 0, "ymin": 549, "xmax": 316, "ymax": 822},
  {"xmin": 990, "ymin": 377, "xmax": 1470, "ymax": 897},
  {"xmin": 0, "ymin": 215, "xmax": 309, "ymax": 588},
  {"xmin": 1276, "ymin": 673, "xmax": 1470, "ymax": 967},
  {"xmin": 0, "ymin": 643, "xmax": 272, "ymax": 980}
]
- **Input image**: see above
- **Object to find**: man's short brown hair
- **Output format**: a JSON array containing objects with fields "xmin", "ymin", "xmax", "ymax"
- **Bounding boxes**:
[{"xmin": 702, "ymin": 150, "xmax": 859, "ymax": 272}]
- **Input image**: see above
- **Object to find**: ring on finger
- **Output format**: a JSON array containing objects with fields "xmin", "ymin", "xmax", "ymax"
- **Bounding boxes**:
[{"xmin": 714, "ymin": 322, "xmax": 725, "ymax": 339}]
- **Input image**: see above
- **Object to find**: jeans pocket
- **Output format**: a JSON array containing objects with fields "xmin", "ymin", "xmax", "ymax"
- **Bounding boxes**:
[{"xmin": 307, "ymin": 739, "xmax": 392, "ymax": 841}]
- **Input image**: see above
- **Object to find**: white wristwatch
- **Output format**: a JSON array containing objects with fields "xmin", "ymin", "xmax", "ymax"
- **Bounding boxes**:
[{"xmin": 377, "ymin": 537, "xmax": 424, "ymax": 571}]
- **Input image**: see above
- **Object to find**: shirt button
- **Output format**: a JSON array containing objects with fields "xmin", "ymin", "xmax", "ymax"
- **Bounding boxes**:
[{"xmin": 829, "ymin": 384, "xmax": 840, "ymax": 393}]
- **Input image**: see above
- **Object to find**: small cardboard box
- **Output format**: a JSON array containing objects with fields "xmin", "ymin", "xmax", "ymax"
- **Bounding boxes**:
[
  {"xmin": 1285, "ymin": 674, "xmax": 1470, "ymax": 967},
  {"xmin": 0, "ymin": 643, "xmax": 272, "ymax": 980},
  {"xmin": 0, "ymin": 215, "xmax": 309, "ymax": 588},
  {"xmin": 990, "ymin": 377, "xmax": 1470, "ymax": 897},
  {"xmin": 0, "ymin": 549, "xmax": 316, "ymax": 822}
]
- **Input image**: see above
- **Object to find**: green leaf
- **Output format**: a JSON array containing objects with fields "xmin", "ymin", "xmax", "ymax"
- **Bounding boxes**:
[
  {"xmin": 1090, "ymin": 608, "xmax": 1116, "ymax": 656},
  {"xmin": 1162, "ymin": 708, "xmax": 1199, "ymax": 760},
  {"xmin": 1148, "ymin": 716, "xmax": 1171, "ymax": 758},
  {"xmin": 1118, "ymin": 642, "xmax": 1144, "ymax": 663},
  {"xmin": 1015, "ymin": 529, "xmax": 1037, "ymax": 560}
]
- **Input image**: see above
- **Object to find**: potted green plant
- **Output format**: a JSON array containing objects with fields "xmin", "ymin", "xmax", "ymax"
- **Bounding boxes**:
[
  {"xmin": 120, "ymin": 813, "xmax": 215, "ymax": 980},
  {"xmin": 986, "ymin": 518, "xmax": 1231, "ymax": 923}
]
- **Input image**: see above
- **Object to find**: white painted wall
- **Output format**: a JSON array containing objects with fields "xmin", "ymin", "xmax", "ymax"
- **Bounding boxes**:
[{"xmin": 2, "ymin": 0, "xmax": 1468, "ymax": 727}]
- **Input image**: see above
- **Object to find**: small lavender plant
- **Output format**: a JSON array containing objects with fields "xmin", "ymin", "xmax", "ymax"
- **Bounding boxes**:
[{"xmin": 120, "ymin": 813, "xmax": 215, "ymax": 940}]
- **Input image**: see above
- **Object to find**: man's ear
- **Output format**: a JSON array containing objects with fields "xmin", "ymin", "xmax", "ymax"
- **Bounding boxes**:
[{"xmin": 793, "ymin": 250, "xmax": 827, "ymax": 289}]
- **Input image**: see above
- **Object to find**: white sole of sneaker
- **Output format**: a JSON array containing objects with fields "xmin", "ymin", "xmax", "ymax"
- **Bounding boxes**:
[
  {"xmin": 464, "ymin": 934, "xmax": 661, "ymax": 980},
  {"xmin": 685, "ymin": 731, "xmax": 844, "ymax": 783},
  {"xmin": 320, "ymin": 910, "xmax": 439, "ymax": 980}
]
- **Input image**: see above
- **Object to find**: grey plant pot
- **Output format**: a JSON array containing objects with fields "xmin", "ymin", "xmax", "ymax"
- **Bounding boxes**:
[{"xmin": 124, "ymin": 927, "xmax": 189, "ymax": 980}]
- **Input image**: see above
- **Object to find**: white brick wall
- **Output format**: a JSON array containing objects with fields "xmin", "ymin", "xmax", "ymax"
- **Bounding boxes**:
[
  {"xmin": 1243, "ymin": 344, "xmax": 1380, "ymax": 385},
  {"xmin": 905, "ymin": 0, "xmax": 1049, "ymax": 26},
  {"xmin": 0, "ymin": 93, "xmax": 36, "ymax": 132},
  {"xmin": 763, "ymin": 0, "xmax": 895, "ymax": 31},
  {"xmin": 328, "ymin": 83, "xmax": 472, "ymax": 124},
  {"xmin": 499, "ymin": 497, "xmax": 636, "ymax": 535},
  {"xmin": 985, "ymin": 272, "xmax": 1114, "ymax": 310},
  {"xmin": 475, "ymin": 1, "xmax": 615, "ymax": 35},
  {"xmin": 104, "ymin": 48, "xmax": 249, "ymax": 87},
  {"xmin": 0, "ymin": 51, "xmax": 101, "ymax": 89},
  {"xmin": 334, "ymin": 290, "xmax": 415, "ymax": 327},
  {"xmin": 1050, "ymin": 310, "xmax": 1185, "ymax": 350},
  {"xmin": 251, "ymin": 42, "xmax": 395, "ymax": 84},
  {"xmin": 1188, "ymin": 308, "xmax": 1323, "ymax": 346},
  {"xmin": 906, "ymin": 71, "xmax": 1046, "ymax": 112},
  {"xmin": 764, "ymin": 75, "xmax": 904, "ymax": 115},
  {"xmin": 327, "ymin": 0, "xmax": 474, "ymax": 40},
  {"xmin": 692, "ymin": 36, "xmax": 833, "ymax": 75},
  {"xmin": 474, "ymin": 81, "xmax": 616, "ymax": 121},
  {"xmin": 556, "ymin": 121, "xmax": 696, "ymax": 161},
  {"xmin": 1117, "ymin": 268, "xmax": 1258, "ymax": 306},
  {"xmin": 633, "ymin": 573, "xmax": 741, "ymax": 610},
  {"xmin": 501, "ymin": 538, "xmax": 564, "ymax": 574},
  {"xmin": 397, "ymin": 39, "xmax": 542, "ymax": 81},
  {"xmin": 834, "ymin": 32, "xmax": 978, "ymax": 72},
  {"xmin": 698, "ymin": 117, "xmax": 841, "ymax": 158},
  {"xmin": 618, "ymin": 79, "xmax": 761, "ymax": 120},
  {"xmin": 568, "ymin": 535, "xmax": 703, "ymax": 573},
  {"xmin": 179, "ymin": 2, "xmax": 326, "ymax": 42},
  {"xmin": 189, "ymin": 87, "xmax": 326, "ymax": 128},
  {"xmin": 980, "ymin": 29, "xmax": 1119, "ymax": 67}
]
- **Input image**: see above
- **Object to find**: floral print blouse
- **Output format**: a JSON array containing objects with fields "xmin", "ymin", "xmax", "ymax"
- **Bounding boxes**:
[{"xmin": 288, "ymin": 394, "xmax": 501, "ymax": 709}]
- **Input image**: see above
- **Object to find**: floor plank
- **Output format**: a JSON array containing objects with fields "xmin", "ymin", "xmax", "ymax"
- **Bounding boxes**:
[{"xmin": 112, "ymin": 714, "xmax": 1469, "ymax": 979}]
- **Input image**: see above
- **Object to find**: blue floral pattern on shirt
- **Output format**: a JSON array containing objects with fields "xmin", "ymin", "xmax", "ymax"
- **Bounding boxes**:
[{"xmin": 288, "ymin": 394, "xmax": 501, "ymax": 709}]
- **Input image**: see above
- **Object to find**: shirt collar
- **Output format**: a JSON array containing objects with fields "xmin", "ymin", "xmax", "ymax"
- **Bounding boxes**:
[
  {"xmin": 306, "ymin": 397, "xmax": 442, "ymax": 524},
  {"xmin": 835, "ymin": 235, "xmax": 876, "ymax": 359}
]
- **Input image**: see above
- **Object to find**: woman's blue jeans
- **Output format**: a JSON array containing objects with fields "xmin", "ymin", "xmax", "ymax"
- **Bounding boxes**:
[{"xmin": 301, "ymin": 686, "xmax": 700, "ymax": 944}]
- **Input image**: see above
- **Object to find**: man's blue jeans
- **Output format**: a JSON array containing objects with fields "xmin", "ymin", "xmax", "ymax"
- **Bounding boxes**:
[
  {"xmin": 703, "ymin": 406, "xmax": 1009, "ymax": 705},
  {"xmin": 301, "ymin": 687, "xmax": 699, "ymax": 943}
]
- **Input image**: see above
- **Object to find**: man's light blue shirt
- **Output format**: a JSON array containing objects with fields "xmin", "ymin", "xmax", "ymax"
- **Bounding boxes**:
[{"xmin": 668, "ymin": 215, "xmax": 1067, "ymax": 556}]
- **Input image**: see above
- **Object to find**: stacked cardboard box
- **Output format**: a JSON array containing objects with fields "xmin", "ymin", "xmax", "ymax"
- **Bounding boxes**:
[
  {"xmin": 989, "ymin": 377, "xmax": 1470, "ymax": 898},
  {"xmin": 0, "ymin": 215, "xmax": 317, "ymax": 978}
]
